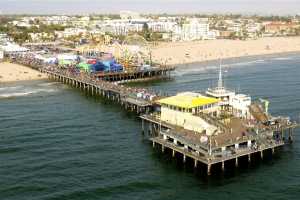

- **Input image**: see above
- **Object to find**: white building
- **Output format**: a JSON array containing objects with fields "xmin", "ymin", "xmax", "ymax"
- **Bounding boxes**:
[
  {"xmin": 181, "ymin": 18, "xmax": 210, "ymax": 41},
  {"xmin": 230, "ymin": 94, "xmax": 252, "ymax": 117},
  {"xmin": 97, "ymin": 19, "xmax": 144, "ymax": 35},
  {"xmin": 170, "ymin": 18, "xmax": 215, "ymax": 41},
  {"xmin": 0, "ymin": 42, "xmax": 29, "ymax": 54},
  {"xmin": 227, "ymin": 22, "xmax": 242, "ymax": 32},
  {"xmin": 158, "ymin": 92, "xmax": 220, "ymax": 135},
  {"xmin": 42, "ymin": 16, "xmax": 71, "ymax": 25},
  {"xmin": 11, "ymin": 20, "xmax": 32, "ymax": 28},
  {"xmin": 0, "ymin": 33, "xmax": 10, "ymax": 44},
  {"xmin": 147, "ymin": 21, "xmax": 177, "ymax": 32},
  {"xmin": 62, "ymin": 28, "xmax": 88, "ymax": 38},
  {"xmin": 206, "ymin": 65, "xmax": 251, "ymax": 119},
  {"xmin": 28, "ymin": 32, "xmax": 53, "ymax": 42},
  {"xmin": 246, "ymin": 23, "xmax": 263, "ymax": 38}
]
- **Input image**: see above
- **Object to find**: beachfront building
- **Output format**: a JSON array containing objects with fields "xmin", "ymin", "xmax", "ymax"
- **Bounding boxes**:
[
  {"xmin": 170, "ymin": 18, "xmax": 217, "ymax": 41},
  {"xmin": 181, "ymin": 18, "xmax": 210, "ymax": 41},
  {"xmin": 227, "ymin": 22, "xmax": 242, "ymax": 33},
  {"xmin": 147, "ymin": 21, "xmax": 177, "ymax": 33},
  {"xmin": 96, "ymin": 19, "xmax": 145, "ymax": 35},
  {"xmin": 264, "ymin": 22, "xmax": 298, "ymax": 35},
  {"xmin": 246, "ymin": 23, "xmax": 263, "ymax": 38}
]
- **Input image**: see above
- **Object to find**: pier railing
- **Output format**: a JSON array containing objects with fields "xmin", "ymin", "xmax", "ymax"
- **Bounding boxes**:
[{"xmin": 197, "ymin": 112, "xmax": 229, "ymax": 133}]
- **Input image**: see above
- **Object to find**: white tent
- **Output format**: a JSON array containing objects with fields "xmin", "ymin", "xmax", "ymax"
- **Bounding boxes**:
[{"xmin": 0, "ymin": 42, "xmax": 29, "ymax": 53}]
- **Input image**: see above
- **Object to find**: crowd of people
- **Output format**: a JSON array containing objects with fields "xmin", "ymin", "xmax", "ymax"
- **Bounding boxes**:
[{"xmin": 8, "ymin": 51, "xmax": 160, "ymax": 104}]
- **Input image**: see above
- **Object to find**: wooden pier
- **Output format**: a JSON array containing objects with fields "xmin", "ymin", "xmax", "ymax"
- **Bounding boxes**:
[
  {"xmin": 141, "ymin": 114, "xmax": 299, "ymax": 175},
  {"xmin": 9, "ymin": 54, "xmax": 299, "ymax": 176},
  {"xmin": 10, "ymin": 54, "xmax": 173, "ymax": 114},
  {"xmin": 42, "ymin": 69, "xmax": 155, "ymax": 114},
  {"xmin": 93, "ymin": 67, "xmax": 174, "ymax": 82}
]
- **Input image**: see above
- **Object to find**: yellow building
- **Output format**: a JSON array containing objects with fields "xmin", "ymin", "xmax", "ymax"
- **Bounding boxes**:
[{"xmin": 157, "ymin": 92, "xmax": 220, "ymax": 135}]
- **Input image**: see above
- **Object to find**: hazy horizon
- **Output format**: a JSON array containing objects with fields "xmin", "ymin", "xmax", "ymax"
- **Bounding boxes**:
[{"xmin": 0, "ymin": 0, "xmax": 299, "ymax": 15}]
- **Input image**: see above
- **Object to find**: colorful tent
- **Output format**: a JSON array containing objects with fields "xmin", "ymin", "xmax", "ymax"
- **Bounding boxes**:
[{"xmin": 77, "ymin": 62, "xmax": 91, "ymax": 71}]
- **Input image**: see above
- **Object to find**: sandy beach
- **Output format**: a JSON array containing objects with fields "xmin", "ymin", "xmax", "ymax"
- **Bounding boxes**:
[
  {"xmin": 0, "ymin": 62, "xmax": 47, "ymax": 83},
  {"xmin": 151, "ymin": 37, "xmax": 300, "ymax": 65}
]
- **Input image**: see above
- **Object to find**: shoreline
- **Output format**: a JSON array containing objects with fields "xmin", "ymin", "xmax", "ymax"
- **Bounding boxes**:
[
  {"xmin": 0, "ymin": 62, "xmax": 47, "ymax": 83},
  {"xmin": 0, "ymin": 49, "xmax": 298, "ymax": 84},
  {"xmin": 152, "ymin": 37, "xmax": 300, "ymax": 66},
  {"xmin": 172, "ymin": 50, "xmax": 300, "ymax": 67}
]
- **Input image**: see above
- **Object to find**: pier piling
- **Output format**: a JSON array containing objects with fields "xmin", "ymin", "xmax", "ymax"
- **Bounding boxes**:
[
  {"xmin": 172, "ymin": 150, "xmax": 175, "ymax": 157},
  {"xmin": 194, "ymin": 159, "xmax": 198, "ymax": 168},
  {"xmin": 207, "ymin": 164, "xmax": 211, "ymax": 176}
]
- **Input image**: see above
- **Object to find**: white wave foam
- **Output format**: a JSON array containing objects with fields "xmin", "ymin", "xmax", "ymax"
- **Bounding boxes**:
[
  {"xmin": 175, "ymin": 67, "xmax": 209, "ymax": 76},
  {"xmin": 224, "ymin": 59, "xmax": 266, "ymax": 68},
  {"xmin": 0, "ymin": 86, "xmax": 23, "ymax": 91},
  {"xmin": 273, "ymin": 57, "xmax": 293, "ymax": 61},
  {"xmin": 175, "ymin": 59, "xmax": 267, "ymax": 77},
  {"xmin": 37, "ymin": 82, "xmax": 59, "ymax": 87},
  {"xmin": 0, "ymin": 91, "xmax": 35, "ymax": 98},
  {"xmin": 0, "ymin": 88, "xmax": 57, "ymax": 99}
]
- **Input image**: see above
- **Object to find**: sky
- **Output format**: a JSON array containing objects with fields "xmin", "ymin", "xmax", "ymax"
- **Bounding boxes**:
[{"xmin": 0, "ymin": 0, "xmax": 299, "ymax": 15}]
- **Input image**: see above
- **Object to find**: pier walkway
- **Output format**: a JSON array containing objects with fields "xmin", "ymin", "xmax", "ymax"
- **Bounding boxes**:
[
  {"xmin": 9, "ymin": 54, "xmax": 174, "ymax": 114},
  {"xmin": 42, "ymin": 68, "xmax": 156, "ymax": 114}
]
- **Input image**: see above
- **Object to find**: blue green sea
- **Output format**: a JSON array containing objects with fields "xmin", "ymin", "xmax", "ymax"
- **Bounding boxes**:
[{"xmin": 1, "ymin": 53, "xmax": 300, "ymax": 200}]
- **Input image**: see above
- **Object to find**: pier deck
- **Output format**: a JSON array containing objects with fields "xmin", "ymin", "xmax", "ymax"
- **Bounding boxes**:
[
  {"xmin": 10, "ymin": 55, "xmax": 173, "ymax": 114},
  {"xmin": 150, "ymin": 136, "xmax": 285, "ymax": 165},
  {"xmin": 93, "ymin": 66, "xmax": 175, "ymax": 82},
  {"xmin": 41, "ymin": 68, "xmax": 157, "ymax": 114},
  {"xmin": 141, "ymin": 113, "xmax": 298, "ymax": 174}
]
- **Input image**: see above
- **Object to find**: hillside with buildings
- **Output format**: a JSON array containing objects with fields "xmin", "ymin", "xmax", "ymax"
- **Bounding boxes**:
[
  {"xmin": 0, "ymin": 12, "xmax": 300, "ymax": 44},
  {"xmin": 1, "ymin": 12, "xmax": 300, "ymax": 65}
]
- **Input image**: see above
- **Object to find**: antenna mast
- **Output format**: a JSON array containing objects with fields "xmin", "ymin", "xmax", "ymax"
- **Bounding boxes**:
[{"xmin": 218, "ymin": 58, "xmax": 223, "ymax": 89}]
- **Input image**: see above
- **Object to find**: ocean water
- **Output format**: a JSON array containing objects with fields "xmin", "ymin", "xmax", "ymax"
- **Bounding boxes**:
[{"xmin": 1, "ymin": 53, "xmax": 300, "ymax": 200}]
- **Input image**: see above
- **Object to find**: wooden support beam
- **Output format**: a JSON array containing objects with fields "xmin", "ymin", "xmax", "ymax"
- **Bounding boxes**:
[
  {"xmin": 235, "ymin": 157, "xmax": 239, "ymax": 167},
  {"xmin": 288, "ymin": 128, "xmax": 293, "ymax": 143},
  {"xmin": 141, "ymin": 119, "xmax": 144, "ymax": 134},
  {"xmin": 222, "ymin": 161, "xmax": 225, "ymax": 171},
  {"xmin": 194, "ymin": 159, "xmax": 198, "ymax": 168},
  {"xmin": 207, "ymin": 164, "xmax": 211, "ymax": 176}
]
